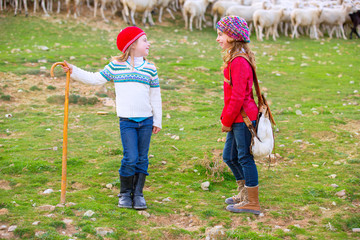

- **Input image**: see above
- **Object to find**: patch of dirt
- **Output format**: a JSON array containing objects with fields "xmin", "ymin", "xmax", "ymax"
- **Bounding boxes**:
[
  {"xmin": 0, "ymin": 72, "xmax": 107, "ymax": 108},
  {"xmin": 334, "ymin": 120, "xmax": 360, "ymax": 139},
  {"xmin": 311, "ymin": 131, "xmax": 337, "ymax": 141},
  {"xmin": 148, "ymin": 214, "xmax": 204, "ymax": 232},
  {"xmin": 0, "ymin": 180, "xmax": 11, "ymax": 190}
]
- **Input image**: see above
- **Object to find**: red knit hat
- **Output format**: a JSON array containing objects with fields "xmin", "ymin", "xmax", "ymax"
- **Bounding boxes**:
[{"xmin": 116, "ymin": 26, "xmax": 146, "ymax": 53}]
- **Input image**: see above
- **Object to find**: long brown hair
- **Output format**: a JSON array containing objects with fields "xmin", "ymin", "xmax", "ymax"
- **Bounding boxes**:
[{"xmin": 222, "ymin": 39, "xmax": 256, "ymax": 70}]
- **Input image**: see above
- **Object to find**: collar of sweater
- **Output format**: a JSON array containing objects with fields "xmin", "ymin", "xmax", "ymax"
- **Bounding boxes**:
[{"xmin": 126, "ymin": 56, "xmax": 145, "ymax": 68}]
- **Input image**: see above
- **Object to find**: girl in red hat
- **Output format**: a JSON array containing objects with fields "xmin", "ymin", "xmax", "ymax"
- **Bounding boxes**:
[{"xmin": 61, "ymin": 26, "xmax": 162, "ymax": 210}]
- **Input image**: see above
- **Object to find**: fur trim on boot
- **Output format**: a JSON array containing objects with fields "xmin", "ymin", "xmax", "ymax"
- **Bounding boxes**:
[
  {"xmin": 226, "ymin": 186, "xmax": 260, "ymax": 215},
  {"xmin": 225, "ymin": 180, "xmax": 247, "ymax": 204}
]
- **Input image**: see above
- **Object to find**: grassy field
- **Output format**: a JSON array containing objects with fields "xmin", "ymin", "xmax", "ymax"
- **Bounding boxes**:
[{"xmin": 0, "ymin": 11, "xmax": 360, "ymax": 239}]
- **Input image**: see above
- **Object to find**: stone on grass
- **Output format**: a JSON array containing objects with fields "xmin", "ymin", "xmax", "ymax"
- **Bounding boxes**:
[
  {"xmin": 162, "ymin": 197, "xmax": 171, "ymax": 202},
  {"xmin": 138, "ymin": 211, "xmax": 150, "ymax": 218},
  {"xmin": 43, "ymin": 189, "xmax": 54, "ymax": 194},
  {"xmin": 352, "ymin": 228, "xmax": 360, "ymax": 233},
  {"xmin": 0, "ymin": 208, "xmax": 9, "ymax": 215},
  {"xmin": 205, "ymin": 225, "xmax": 226, "ymax": 240},
  {"xmin": 201, "ymin": 181, "xmax": 210, "ymax": 191},
  {"xmin": 335, "ymin": 189, "xmax": 346, "ymax": 198},
  {"xmin": 330, "ymin": 184, "xmax": 339, "ymax": 188},
  {"xmin": 95, "ymin": 227, "xmax": 114, "ymax": 236},
  {"xmin": 0, "ymin": 225, "xmax": 7, "ymax": 230},
  {"xmin": 65, "ymin": 202, "xmax": 76, "ymax": 207},
  {"xmin": 35, "ymin": 231, "xmax": 46, "ymax": 237},
  {"xmin": 333, "ymin": 161, "xmax": 341, "ymax": 165},
  {"xmin": 38, "ymin": 46, "xmax": 49, "ymax": 51},
  {"xmin": 63, "ymin": 219, "xmax": 73, "ymax": 224},
  {"xmin": 329, "ymin": 174, "xmax": 337, "ymax": 179},
  {"xmin": 295, "ymin": 110, "xmax": 303, "ymax": 116},
  {"xmin": 56, "ymin": 204, "xmax": 65, "ymax": 208},
  {"xmin": 32, "ymin": 221, "xmax": 40, "ymax": 225},
  {"xmin": 8, "ymin": 225, "xmax": 17, "ymax": 232},
  {"xmin": 38, "ymin": 205, "xmax": 55, "ymax": 211},
  {"xmin": 106, "ymin": 183, "xmax": 113, "ymax": 189},
  {"xmin": 84, "ymin": 210, "xmax": 95, "ymax": 217}
]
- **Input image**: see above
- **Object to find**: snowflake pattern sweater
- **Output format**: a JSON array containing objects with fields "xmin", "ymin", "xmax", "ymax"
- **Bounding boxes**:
[{"xmin": 70, "ymin": 57, "xmax": 162, "ymax": 128}]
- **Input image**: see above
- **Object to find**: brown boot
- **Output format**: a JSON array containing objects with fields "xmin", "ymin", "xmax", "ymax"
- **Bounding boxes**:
[
  {"xmin": 225, "ymin": 180, "xmax": 247, "ymax": 204},
  {"xmin": 226, "ymin": 186, "xmax": 260, "ymax": 215}
]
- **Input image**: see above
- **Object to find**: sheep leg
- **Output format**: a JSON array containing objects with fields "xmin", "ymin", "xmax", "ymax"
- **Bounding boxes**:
[
  {"xmin": 42, "ymin": 0, "xmax": 49, "ymax": 16},
  {"xmin": 14, "ymin": 0, "xmax": 18, "ymax": 16},
  {"xmin": 189, "ymin": 15, "xmax": 194, "ymax": 31},
  {"xmin": 142, "ymin": 10, "xmax": 147, "ymax": 26},
  {"xmin": 33, "ymin": 0, "xmax": 37, "ymax": 13},
  {"xmin": 213, "ymin": 13, "xmax": 218, "ymax": 30},
  {"xmin": 148, "ymin": 10, "xmax": 155, "ymax": 26},
  {"xmin": 182, "ymin": 8, "xmax": 188, "ymax": 29},
  {"xmin": 259, "ymin": 25, "xmax": 264, "ymax": 41},
  {"xmin": 23, "ymin": 0, "xmax": 28, "ymax": 16},
  {"xmin": 56, "ymin": 0, "xmax": 60, "ymax": 13},
  {"xmin": 199, "ymin": 15, "xmax": 203, "ymax": 30},
  {"xmin": 101, "ymin": 0, "xmax": 109, "ymax": 22},
  {"xmin": 312, "ymin": 25, "xmax": 318, "ymax": 40},
  {"xmin": 166, "ymin": 8, "xmax": 175, "ymax": 20},
  {"xmin": 94, "ymin": 0, "xmax": 97, "ymax": 17},
  {"xmin": 158, "ymin": 7, "xmax": 163, "ymax": 23},
  {"xmin": 292, "ymin": 24, "xmax": 298, "ymax": 39},
  {"xmin": 130, "ymin": 9, "xmax": 136, "ymax": 25},
  {"xmin": 87, "ymin": 0, "xmax": 92, "ymax": 9},
  {"xmin": 339, "ymin": 24, "xmax": 347, "ymax": 40}
]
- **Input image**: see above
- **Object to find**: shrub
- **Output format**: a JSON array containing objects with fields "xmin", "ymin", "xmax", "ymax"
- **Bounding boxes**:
[
  {"xmin": 1, "ymin": 94, "xmax": 11, "ymax": 101},
  {"xmin": 47, "ymin": 85, "xmax": 56, "ymax": 90},
  {"xmin": 30, "ymin": 85, "xmax": 41, "ymax": 91}
]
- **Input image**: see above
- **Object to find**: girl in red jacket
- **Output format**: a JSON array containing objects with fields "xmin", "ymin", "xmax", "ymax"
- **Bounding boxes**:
[{"xmin": 216, "ymin": 16, "xmax": 260, "ymax": 215}]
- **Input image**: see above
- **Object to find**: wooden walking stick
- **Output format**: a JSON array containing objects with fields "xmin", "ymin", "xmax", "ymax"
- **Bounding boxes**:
[{"xmin": 50, "ymin": 62, "xmax": 71, "ymax": 204}]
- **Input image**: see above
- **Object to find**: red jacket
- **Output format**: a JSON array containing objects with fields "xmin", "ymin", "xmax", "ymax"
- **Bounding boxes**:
[{"xmin": 221, "ymin": 57, "xmax": 259, "ymax": 127}]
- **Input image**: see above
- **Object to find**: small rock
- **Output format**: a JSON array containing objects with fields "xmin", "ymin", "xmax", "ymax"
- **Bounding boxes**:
[
  {"xmin": 352, "ymin": 228, "xmax": 360, "ymax": 233},
  {"xmin": 38, "ymin": 46, "xmax": 49, "ymax": 51},
  {"xmin": 259, "ymin": 213, "xmax": 264, "ymax": 217},
  {"xmin": 32, "ymin": 221, "xmax": 40, "ymax": 225},
  {"xmin": 330, "ymin": 184, "xmax": 339, "ymax": 188},
  {"xmin": 25, "ymin": 49, "xmax": 32, "ymax": 53},
  {"xmin": 295, "ymin": 110, "xmax": 303, "ymax": 116},
  {"xmin": 65, "ymin": 202, "xmax": 76, "ymax": 207},
  {"xmin": 162, "ymin": 197, "xmax": 172, "ymax": 202},
  {"xmin": 0, "ymin": 208, "xmax": 9, "ymax": 215},
  {"xmin": 332, "ymin": 201, "xmax": 336, "ymax": 206},
  {"xmin": 90, "ymin": 218, "xmax": 96, "ymax": 221},
  {"xmin": 43, "ymin": 189, "xmax": 54, "ymax": 194},
  {"xmin": 312, "ymin": 164, "xmax": 319, "ymax": 167},
  {"xmin": 5, "ymin": 114, "xmax": 12, "ymax": 118},
  {"xmin": 329, "ymin": 174, "xmax": 337, "ymax": 179},
  {"xmin": 8, "ymin": 225, "xmax": 17, "ymax": 232},
  {"xmin": 56, "ymin": 204, "xmax": 65, "ymax": 208},
  {"xmin": 295, "ymin": 104, "xmax": 301, "ymax": 108},
  {"xmin": 149, "ymin": 154, "xmax": 154, "ymax": 158},
  {"xmin": 335, "ymin": 189, "xmax": 346, "ymax": 198},
  {"xmin": 39, "ymin": 66, "xmax": 46, "ymax": 71},
  {"xmin": 333, "ymin": 161, "xmax": 341, "ymax": 165},
  {"xmin": 95, "ymin": 227, "xmax": 114, "ymax": 236},
  {"xmin": 201, "ymin": 181, "xmax": 210, "ymax": 191},
  {"xmin": 205, "ymin": 225, "xmax": 226, "ymax": 240},
  {"xmin": 166, "ymin": 113, "xmax": 171, "ymax": 119},
  {"xmin": 38, "ymin": 59, "xmax": 47, "ymax": 63},
  {"xmin": 0, "ymin": 225, "xmax": 7, "ymax": 230},
  {"xmin": 44, "ymin": 213, "xmax": 56, "ymax": 218},
  {"xmin": 35, "ymin": 231, "xmax": 46, "ymax": 237},
  {"xmin": 69, "ymin": 56, "xmax": 76, "ymax": 60},
  {"xmin": 138, "ymin": 211, "xmax": 150, "ymax": 218},
  {"xmin": 63, "ymin": 219, "xmax": 73, "ymax": 224},
  {"xmin": 38, "ymin": 205, "xmax": 55, "ymax": 211},
  {"xmin": 11, "ymin": 48, "xmax": 21, "ymax": 53},
  {"xmin": 194, "ymin": 66, "xmax": 210, "ymax": 72},
  {"xmin": 105, "ymin": 183, "xmax": 113, "ymax": 189},
  {"xmin": 84, "ymin": 210, "xmax": 95, "ymax": 217},
  {"xmin": 294, "ymin": 224, "xmax": 301, "ymax": 228},
  {"xmin": 185, "ymin": 205, "xmax": 192, "ymax": 209},
  {"xmin": 161, "ymin": 161, "xmax": 167, "ymax": 165}
]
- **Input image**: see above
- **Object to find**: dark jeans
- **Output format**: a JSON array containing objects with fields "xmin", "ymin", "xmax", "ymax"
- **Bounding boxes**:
[
  {"xmin": 119, "ymin": 117, "xmax": 153, "ymax": 177},
  {"xmin": 223, "ymin": 121, "xmax": 259, "ymax": 187}
]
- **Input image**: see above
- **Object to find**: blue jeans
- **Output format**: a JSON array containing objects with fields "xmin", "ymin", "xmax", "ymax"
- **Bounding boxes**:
[
  {"xmin": 119, "ymin": 117, "xmax": 153, "ymax": 177},
  {"xmin": 223, "ymin": 121, "xmax": 258, "ymax": 187}
]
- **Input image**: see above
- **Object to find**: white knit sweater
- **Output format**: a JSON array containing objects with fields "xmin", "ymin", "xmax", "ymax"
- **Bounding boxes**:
[{"xmin": 70, "ymin": 57, "xmax": 162, "ymax": 128}]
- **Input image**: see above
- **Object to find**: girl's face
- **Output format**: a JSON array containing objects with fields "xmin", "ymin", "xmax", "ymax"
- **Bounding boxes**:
[
  {"xmin": 216, "ymin": 30, "xmax": 233, "ymax": 50},
  {"xmin": 132, "ymin": 35, "xmax": 150, "ymax": 57}
]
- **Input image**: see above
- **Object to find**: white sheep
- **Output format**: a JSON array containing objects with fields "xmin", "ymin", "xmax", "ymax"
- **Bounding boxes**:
[
  {"xmin": 211, "ymin": 0, "xmax": 241, "ymax": 29},
  {"xmin": 65, "ymin": 0, "xmax": 81, "ymax": 18},
  {"xmin": 318, "ymin": 4, "xmax": 355, "ymax": 39},
  {"xmin": 157, "ymin": 0, "xmax": 176, "ymax": 23},
  {"xmin": 253, "ymin": 8, "xmax": 284, "ymax": 41},
  {"xmin": 225, "ymin": 1, "xmax": 272, "ymax": 32},
  {"xmin": 183, "ymin": 0, "xmax": 214, "ymax": 31},
  {"xmin": 291, "ymin": 8, "xmax": 323, "ymax": 39},
  {"xmin": 123, "ymin": 0, "xmax": 157, "ymax": 26},
  {"xmin": 14, "ymin": 0, "xmax": 28, "ymax": 16},
  {"xmin": 94, "ymin": 0, "xmax": 119, "ymax": 22}
]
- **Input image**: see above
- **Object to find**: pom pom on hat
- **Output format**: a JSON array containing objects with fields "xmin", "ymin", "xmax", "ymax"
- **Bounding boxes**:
[
  {"xmin": 216, "ymin": 16, "xmax": 250, "ymax": 43},
  {"xmin": 116, "ymin": 26, "xmax": 146, "ymax": 53}
]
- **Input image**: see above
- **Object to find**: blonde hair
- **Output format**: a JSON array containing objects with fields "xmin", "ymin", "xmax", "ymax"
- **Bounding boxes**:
[
  {"xmin": 111, "ymin": 40, "xmax": 147, "ymax": 67},
  {"xmin": 222, "ymin": 39, "xmax": 256, "ymax": 70}
]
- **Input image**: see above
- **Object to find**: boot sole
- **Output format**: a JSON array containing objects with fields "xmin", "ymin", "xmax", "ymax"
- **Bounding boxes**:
[
  {"xmin": 133, "ymin": 206, "xmax": 147, "ymax": 210},
  {"xmin": 118, "ymin": 204, "xmax": 132, "ymax": 209},
  {"xmin": 226, "ymin": 206, "xmax": 260, "ymax": 215}
]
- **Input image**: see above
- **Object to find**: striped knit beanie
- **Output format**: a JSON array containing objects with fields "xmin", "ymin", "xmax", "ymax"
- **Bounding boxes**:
[
  {"xmin": 116, "ymin": 26, "xmax": 146, "ymax": 53},
  {"xmin": 216, "ymin": 16, "xmax": 250, "ymax": 43}
]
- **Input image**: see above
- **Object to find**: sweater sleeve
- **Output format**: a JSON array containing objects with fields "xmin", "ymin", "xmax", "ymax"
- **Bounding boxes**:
[
  {"xmin": 221, "ymin": 57, "xmax": 252, "ymax": 127},
  {"xmin": 149, "ymin": 68, "xmax": 162, "ymax": 129},
  {"xmin": 70, "ymin": 65, "xmax": 109, "ymax": 85}
]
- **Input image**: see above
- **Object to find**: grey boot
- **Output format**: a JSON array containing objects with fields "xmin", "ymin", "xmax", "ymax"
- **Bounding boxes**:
[
  {"xmin": 133, "ymin": 173, "xmax": 147, "ymax": 210},
  {"xmin": 225, "ymin": 180, "xmax": 247, "ymax": 204},
  {"xmin": 118, "ymin": 175, "xmax": 134, "ymax": 208}
]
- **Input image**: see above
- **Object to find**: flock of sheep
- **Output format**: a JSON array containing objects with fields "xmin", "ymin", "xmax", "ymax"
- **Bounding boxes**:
[{"xmin": 3, "ymin": 0, "xmax": 360, "ymax": 40}]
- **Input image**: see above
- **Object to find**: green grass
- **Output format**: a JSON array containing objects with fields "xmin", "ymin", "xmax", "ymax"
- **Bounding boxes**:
[{"xmin": 1, "ymin": 12, "xmax": 360, "ymax": 239}]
